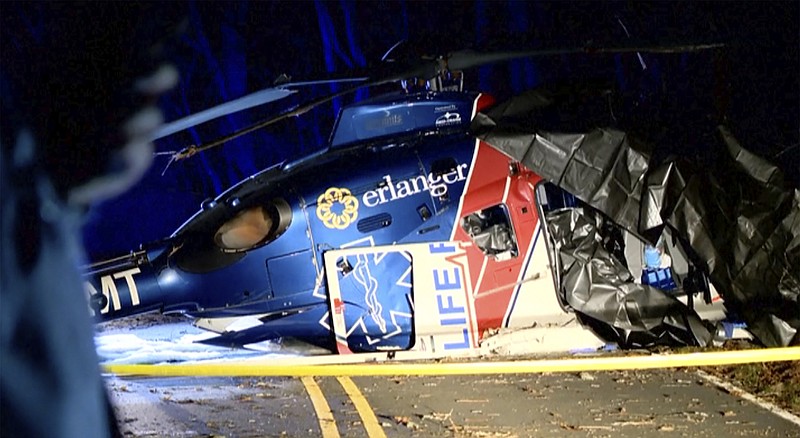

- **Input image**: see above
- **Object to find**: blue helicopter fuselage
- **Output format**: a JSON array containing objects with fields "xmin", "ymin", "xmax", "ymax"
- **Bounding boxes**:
[{"xmin": 84, "ymin": 90, "xmax": 559, "ymax": 351}]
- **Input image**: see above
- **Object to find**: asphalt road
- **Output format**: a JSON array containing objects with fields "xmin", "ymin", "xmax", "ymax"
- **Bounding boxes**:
[{"xmin": 108, "ymin": 368, "xmax": 799, "ymax": 437}]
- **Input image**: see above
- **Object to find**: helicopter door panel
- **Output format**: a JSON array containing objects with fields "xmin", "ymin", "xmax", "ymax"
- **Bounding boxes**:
[
  {"xmin": 266, "ymin": 250, "xmax": 318, "ymax": 297},
  {"xmin": 323, "ymin": 241, "xmax": 478, "ymax": 354},
  {"xmin": 329, "ymin": 250, "xmax": 414, "ymax": 353}
]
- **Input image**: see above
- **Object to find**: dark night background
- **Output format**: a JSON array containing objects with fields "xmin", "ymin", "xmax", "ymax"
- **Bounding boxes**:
[{"xmin": 3, "ymin": 1, "xmax": 798, "ymax": 261}]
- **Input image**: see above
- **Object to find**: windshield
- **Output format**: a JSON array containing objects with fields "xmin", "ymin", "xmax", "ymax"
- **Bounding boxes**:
[{"xmin": 213, "ymin": 198, "xmax": 291, "ymax": 253}]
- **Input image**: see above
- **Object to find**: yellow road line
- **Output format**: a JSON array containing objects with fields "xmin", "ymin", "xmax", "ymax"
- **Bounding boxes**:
[
  {"xmin": 104, "ymin": 346, "xmax": 800, "ymax": 377},
  {"xmin": 337, "ymin": 377, "xmax": 387, "ymax": 438},
  {"xmin": 301, "ymin": 376, "xmax": 340, "ymax": 438}
]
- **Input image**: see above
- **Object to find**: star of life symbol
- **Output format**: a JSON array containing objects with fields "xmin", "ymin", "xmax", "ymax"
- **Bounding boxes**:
[
  {"xmin": 316, "ymin": 187, "xmax": 359, "ymax": 229},
  {"xmin": 347, "ymin": 251, "xmax": 413, "ymax": 347},
  {"xmin": 316, "ymin": 237, "xmax": 414, "ymax": 351}
]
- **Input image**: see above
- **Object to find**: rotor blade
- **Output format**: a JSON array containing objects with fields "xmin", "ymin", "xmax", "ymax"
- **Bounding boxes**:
[
  {"xmin": 164, "ymin": 41, "xmax": 724, "ymax": 163},
  {"xmin": 169, "ymin": 82, "xmax": 365, "ymax": 161},
  {"xmin": 151, "ymin": 78, "xmax": 368, "ymax": 141},
  {"xmin": 167, "ymin": 70, "xmax": 434, "ymax": 161},
  {"xmin": 445, "ymin": 43, "xmax": 724, "ymax": 71},
  {"xmin": 152, "ymin": 88, "xmax": 294, "ymax": 140}
]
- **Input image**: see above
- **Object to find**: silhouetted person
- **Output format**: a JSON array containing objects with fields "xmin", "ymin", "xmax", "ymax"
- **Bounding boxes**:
[{"xmin": 1, "ymin": 3, "xmax": 185, "ymax": 436}]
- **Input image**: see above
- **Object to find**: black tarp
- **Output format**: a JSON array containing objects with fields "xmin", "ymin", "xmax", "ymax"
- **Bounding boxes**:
[
  {"xmin": 472, "ymin": 87, "xmax": 800, "ymax": 347},
  {"xmin": 545, "ymin": 206, "xmax": 714, "ymax": 347}
]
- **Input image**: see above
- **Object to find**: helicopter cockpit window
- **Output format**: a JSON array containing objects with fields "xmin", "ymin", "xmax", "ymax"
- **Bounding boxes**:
[
  {"xmin": 461, "ymin": 204, "xmax": 518, "ymax": 260},
  {"xmin": 214, "ymin": 198, "xmax": 291, "ymax": 253}
]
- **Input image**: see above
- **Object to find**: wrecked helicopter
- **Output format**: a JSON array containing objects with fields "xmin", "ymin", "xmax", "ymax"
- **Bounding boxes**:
[{"xmin": 83, "ymin": 41, "xmax": 800, "ymax": 357}]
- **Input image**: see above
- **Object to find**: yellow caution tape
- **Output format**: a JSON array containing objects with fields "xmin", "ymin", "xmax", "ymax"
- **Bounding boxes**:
[{"xmin": 104, "ymin": 347, "xmax": 800, "ymax": 377}]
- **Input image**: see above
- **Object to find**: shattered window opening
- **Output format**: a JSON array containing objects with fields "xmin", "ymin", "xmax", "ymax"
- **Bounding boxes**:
[{"xmin": 460, "ymin": 204, "xmax": 519, "ymax": 260}]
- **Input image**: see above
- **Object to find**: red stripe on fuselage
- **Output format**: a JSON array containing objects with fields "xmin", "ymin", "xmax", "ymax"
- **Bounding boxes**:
[{"xmin": 451, "ymin": 142, "xmax": 542, "ymax": 335}]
